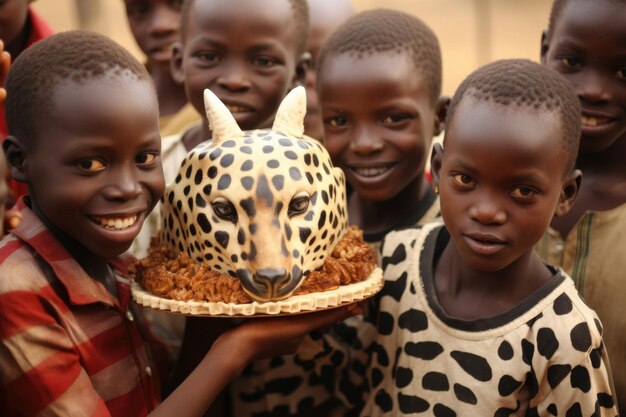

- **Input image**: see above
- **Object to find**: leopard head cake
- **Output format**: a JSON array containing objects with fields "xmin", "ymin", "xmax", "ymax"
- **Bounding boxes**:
[{"xmin": 160, "ymin": 87, "xmax": 348, "ymax": 302}]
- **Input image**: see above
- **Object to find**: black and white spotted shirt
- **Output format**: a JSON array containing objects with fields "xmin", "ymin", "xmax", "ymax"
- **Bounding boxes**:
[{"xmin": 231, "ymin": 223, "xmax": 619, "ymax": 417}]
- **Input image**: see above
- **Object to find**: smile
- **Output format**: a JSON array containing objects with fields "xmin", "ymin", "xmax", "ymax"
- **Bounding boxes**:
[
  {"xmin": 581, "ymin": 115, "xmax": 611, "ymax": 127},
  {"xmin": 225, "ymin": 104, "xmax": 253, "ymax": 113},
  {"xmin": 351, "ymin": 165, "xmax": 395, "ymax": 178},
  {"xmin": 90, "ymin": 214, "xmax": 138, "ymax": 230}
]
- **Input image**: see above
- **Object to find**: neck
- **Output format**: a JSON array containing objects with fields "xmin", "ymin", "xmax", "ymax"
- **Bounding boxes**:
[
  {"xmin": 30, "ymin": 198, "xmax": 109, "ymax": 281},
  {"xmin": 349, "ymin": 176, "xmax": 430, "ymax": 233},
  {"xmin": 149, "ymin": 62, "xmax": 188, "ymax": 117},
  {"xmin": 183, "ymin": 122, "xmax": 212, "ymax": 151}
]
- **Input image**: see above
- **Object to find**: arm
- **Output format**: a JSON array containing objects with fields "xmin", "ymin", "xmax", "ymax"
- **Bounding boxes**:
[{"xmin": 149, "ymin": 303, "xmax": 361, "ymax": 417}]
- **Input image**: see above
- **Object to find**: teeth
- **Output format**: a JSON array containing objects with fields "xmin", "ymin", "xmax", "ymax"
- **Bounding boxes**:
[
  {"xmin": 581, "ymin": 116, "xmax": 609, "ymax": 127},
  {"xmin": 92, "ymin": 215, "xmax": 138, "ymax": 230},
  {"xmin": 353, "ymin": 166, "xmax": 392, "ymax": 177},
  {"xmin": 225, "ymin": 104, "xmax": 251, "ymax": 113}
]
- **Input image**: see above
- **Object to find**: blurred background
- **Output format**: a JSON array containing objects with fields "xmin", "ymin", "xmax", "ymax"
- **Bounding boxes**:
[{"xmin": 32, "ymin": 0, "xmax": 551, "ymax": 97}]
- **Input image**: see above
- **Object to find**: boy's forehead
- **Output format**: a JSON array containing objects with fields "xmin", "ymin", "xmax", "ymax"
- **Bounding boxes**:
[{"xmin": 551, "ymin": 0, "xmax": 626, "ymax": 42}]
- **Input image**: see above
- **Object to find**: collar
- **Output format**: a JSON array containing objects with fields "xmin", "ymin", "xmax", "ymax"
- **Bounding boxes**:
[{"xmin": 10, "ymin": 197, "xmax": 131, "ymax": 310}]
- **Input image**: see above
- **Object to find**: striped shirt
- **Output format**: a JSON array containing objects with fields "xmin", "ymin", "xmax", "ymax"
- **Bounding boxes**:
[{"xmin": 0, "ymin": 199, "xmax": 161, "ymax": 416}]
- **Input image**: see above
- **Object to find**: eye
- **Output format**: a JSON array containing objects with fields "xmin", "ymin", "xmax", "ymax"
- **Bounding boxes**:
[
  {"xmin": 326, "ymin": 115, "xmax": 348, "ymax": 128},
  {"xmin": 288, "ymin": 193, "xmax": 310, "ymax": 217},
  {"xmin": 451, "ymin": 173, "xmax": 475, "ymax": 188},
  {"xmin": 212, "ymin": 199, "xmax": 238, "ymax": 223},
  {"xmin": 559, "ymin": 56, "xmax": 582, "ymax": 69},
  {"xmin": 382, "ymin": 113, "xmax": 413, "ymax": 125},
  {"xmin": 252, "ymin": 56, "xmax": 277, "ymax": 67},
  {"xmin": 77, "ymin": 158, "xmax": 106, "ymax": 172},
  {"xmin": 195, "ymin": 51, "xmax": 220, "ymax": 65},
  {"xmin": 136, "ymin": 152, "xmax": 158, "ymax": 166},
  {"xmin": 510, "ymin": 186, "xmax": 538, "ymax": 199}
]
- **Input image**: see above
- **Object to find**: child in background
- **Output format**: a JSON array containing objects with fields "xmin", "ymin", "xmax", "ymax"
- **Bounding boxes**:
[
  {"xmin": 538, "ymin": 0, "xmax": 626, "ymax": 407},
  {"xmin": 123, "ymin": 0, "xmax": 199, "ymax": 137},
  {"xmin": 230, "ymin": 10, "xmax": 448, "ymax": 416},
  {"xmin": 0, "ymin": 0, "xmax": 53, "ymax": 200},
  {"xmin": 303, "ymin": 0, "xmax": 354, "ymax": 141},
  {"xmin": 0, "ymin": 30, "xmax": 357, "ymax": 417}
]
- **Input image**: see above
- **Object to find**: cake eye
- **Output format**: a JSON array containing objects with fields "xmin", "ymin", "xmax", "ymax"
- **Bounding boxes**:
[
  {"xmin": 288, "ymin": 194, "xmax": 310, "ymax": 217},
  {"xmin": 212, "ymin": 200, "xmax": 238, "ymax": 223}
]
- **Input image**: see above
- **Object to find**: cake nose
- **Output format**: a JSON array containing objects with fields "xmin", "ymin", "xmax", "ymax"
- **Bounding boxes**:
[{"xmin": 252, "ymin": 268, "xmax": 289, "ymax": 300}]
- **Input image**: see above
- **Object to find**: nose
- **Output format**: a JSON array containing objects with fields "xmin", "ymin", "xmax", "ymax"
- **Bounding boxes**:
[
  {"xmin": 216, "ymin": 61, "xmax": 252, "ymax": 92},
  {"xmin": 349, "ymin": 125, "xmax": 384, "ymax": 155},
  {"xmin": 578, "ymin": 70, "xmax": 612, "ymax": 104},
  {"xmin": 468, "ymin": 194, "xmax": 507, "ymax": 225},
  {"xmin": 104, "ymin": 166, "xmax": 142, "ymax": 201},
  {"xmin": 253, "ymin": 267, "xmax": 289, "ymax": 298},
  {"xmin": 150, "ymin": 5, "xmax": 179, "ymax": 36}
]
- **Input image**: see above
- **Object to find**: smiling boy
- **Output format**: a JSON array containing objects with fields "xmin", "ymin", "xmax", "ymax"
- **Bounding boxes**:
[{"xmin": 537, "ymin": 0, "xmax": 626, "ymax": 406}]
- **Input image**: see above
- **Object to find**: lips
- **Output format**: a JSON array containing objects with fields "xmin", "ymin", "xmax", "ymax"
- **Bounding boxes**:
[
  {"xmin": 349, "ymin": 163, "xmax": 396, "ymax": 178},
  {"xmin": 90, "ymin": 214, "xmax": 139, "ymax": 230},
  {"xmin": 581, "ymin": 115, "xmax": 612, "ymax": 127},
  {"xmin": 463, "ymin": 232, "xmax": 507, "ymax": 256}
]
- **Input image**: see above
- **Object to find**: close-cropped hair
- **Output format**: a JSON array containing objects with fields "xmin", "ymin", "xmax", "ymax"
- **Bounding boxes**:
[
  {"xmin": 317, "ymin": 8, "xmax": 442, "ymax": 104},
  {"xmin": 548, "ymin": 0, "xmax": 626, "ymax": 34},
  {"xmin": 5, "ymin": 30, "xmax": 152, "ymax": 146},
  {"xmin": 446, "ymin": 59, "xmax": 581, "ymax": 174},
  {"xmin": 180, "ymin": 0, "xmax": 309, "ymax": 55}
]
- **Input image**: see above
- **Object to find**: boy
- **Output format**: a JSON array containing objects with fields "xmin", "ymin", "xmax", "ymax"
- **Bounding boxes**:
[
  {"xmin": 303, "ymin": 0, "xmax": 354, "ymax": 141},
  {"xmin": 0, "ymin": 30, "xmax": 354, "ymax": 417},
  {"xmin": 538, "ymin": 0, "xmax": 626, "ymax": 406},
  {"xmin": 0, "ymin": 0, "xmax": 53, "ymax": 200},
  {"xmin": 123, "ymin": 0, "xmax": 199, "ymax": 137},
  {"xmin": 130, "ymin": 0, "xmax": 310, "ymax": 258},
  {"xmin": 230, "ymin": 10, "xmax": 448, "ymax": 415}
]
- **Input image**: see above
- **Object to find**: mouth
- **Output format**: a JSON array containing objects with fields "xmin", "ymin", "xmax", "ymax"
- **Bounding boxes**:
[
  {"xmin": 463, "ymin": 232, "xmax": 507, "ymax": 256},
  {"xmin": 349, "ymin": 164, "xmax": 396, "ymax": 178},
  {"xmin": 581, "ymin": 115, "xmax": 613, "ymax": 127},
  {"xmin": 149, "ymin": 42, "xmax": 176, "ymax": 55},
  {"xmin": 90, "ymin": 214, "xmax": 139, "ymax": 231},
  {"xmin": 224, "ymin": 103, "xmax": 254, "ymax": 114}
]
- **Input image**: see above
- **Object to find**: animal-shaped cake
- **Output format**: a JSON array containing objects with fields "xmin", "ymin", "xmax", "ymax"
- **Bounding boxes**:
[{"xmin": 132, "ymin": 87, "xmax": 380, "ymax": 313}]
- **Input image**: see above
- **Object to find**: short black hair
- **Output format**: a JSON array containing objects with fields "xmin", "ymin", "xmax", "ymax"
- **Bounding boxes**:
[
  {"xmin": 446, "ymin": 59, "xmax": 581, "ymax": 173},
  {"xmin": 5, "ymin": 30, "xmax": 151, "ymax": 146},
  {"xmin": 548, "ymin": 0, "xmax": 625, "ymax": 34},
  {"xmin": 317, "ymin": 8, "xmax": 442, "ymax": 104},
  {"xmin": 180, "ymin": 0, "xmax": 309, "ymax": 55}
]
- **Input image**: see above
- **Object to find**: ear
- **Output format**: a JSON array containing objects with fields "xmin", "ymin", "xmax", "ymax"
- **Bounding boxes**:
[
  {"xmin": 433, "ymin": 96, "xmax": 450, "ymax": 137},
  {"xmin": 203, "ymin": 88, "xmax": 244, "ymax": 144},
  {"xmin": 540, "ymin": 29, "xmax": 550, "ymax": 64},
  {"xmin": 292, "ymin": 52, "xmax": 311, "ymax": 89},
  {"xmin": 272, "ymin": 86, "xmax": 306, "ymax": 138},
  {"xmin": 430, "ymin": 142, "xmax": 445, "ymax": 190},
  {"xmin": 554, "ymin": 169, "xmax": 582, "ymax": 217},
  {"xmin": 3, "ymin": 136, "xmax": 28, "ymax": 183},
  {"xmin": 170, "ymin": 41, "xmax": 185, "ymax": 85}
]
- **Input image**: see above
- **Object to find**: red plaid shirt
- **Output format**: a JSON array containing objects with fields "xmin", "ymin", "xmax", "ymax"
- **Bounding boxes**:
[{"xmin": 0, "ymin": 199, "xmax": 162, "ymax": 416}]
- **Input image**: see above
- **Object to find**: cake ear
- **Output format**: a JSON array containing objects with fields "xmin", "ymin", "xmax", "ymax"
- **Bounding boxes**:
[
  {"xmin": 272, "ymin": 86, "xmax": 306, "ymax": 138},
  {"xmin": 204, "ymin": 88, "xmax": 244, "ymax": 144}
]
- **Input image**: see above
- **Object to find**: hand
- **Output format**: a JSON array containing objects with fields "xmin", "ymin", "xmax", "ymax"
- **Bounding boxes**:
[
  {"xmin": 0, "ymin": 40, "xmax": 10, "ymax": 104},
  {"xmin": 228, "ymin": 302, "xmax": 363, "ymax": 362}
]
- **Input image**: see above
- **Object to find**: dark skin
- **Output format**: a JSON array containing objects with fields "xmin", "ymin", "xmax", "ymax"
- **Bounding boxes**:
[
  {"xmin": 430, "ymin": 97, "xmax": 580, "ymax": 319},
  {"xmin": 541, "ymin": 0, "xmax": 626, "ymax": 237},
  {"xmin": 3, "ymin": 72, "xmax": 361, "ymax": 416},
  {"xmin": 124, "ymin": 0, "xmax": 188, "ymax": 117},
  {"xmin": 319, "ymin": 52, "xmax": 448, "ymax": 235},
  {"xmin": 0, "ymin": 0, "xmax": 30, "ymax": 61},
  {"xmin": 170, "ymin": 0, "xmax": 308, "ymax": 151}
]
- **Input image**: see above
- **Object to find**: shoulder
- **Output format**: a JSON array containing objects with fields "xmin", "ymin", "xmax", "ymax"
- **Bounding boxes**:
[
  {"xmin": 380, "ymin": 221, "xmax": 441, "ymax": 260},
  {"xmin": 0, "ymin": 233, "xmax": 51, "ymax": 294}
]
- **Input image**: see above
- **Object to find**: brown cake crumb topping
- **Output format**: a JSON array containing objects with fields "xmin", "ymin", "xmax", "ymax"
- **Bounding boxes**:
[{"xmin": 130, "ymin": 226, "xmax": 377, "ymax": 304}]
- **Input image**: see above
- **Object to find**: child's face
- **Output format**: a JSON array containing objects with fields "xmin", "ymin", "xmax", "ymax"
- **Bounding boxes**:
[
  {"xmin": 433, "ymin": 98, "xmax": 578, "ymax": 272},
  {"xmin": 124, "ymin": 0, "xmax": 182, "ymax": 67},
  {"xmin": 542, "ymin": 0, "xmax": 626, "ymax": 154},
  {"xmin": 172, "ymin": 0, "xmax": 304, "ymax": 131},
  {"xmin": 23, "ymin": 76, "xmax": 164, "ymax": 259},
  {"xmin": 0, "ymin": 0, "xmax": 30, "ymax": 48},
  {"xmin": 319, "ymin": 52, "xmax": 443, "ymax": 201}
]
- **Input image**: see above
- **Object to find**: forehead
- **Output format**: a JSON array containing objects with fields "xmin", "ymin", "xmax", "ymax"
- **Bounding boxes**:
[
  {"xmin": 445, "ymin": 98, "xmax": 565, "ymax": 171},
  {"xmin": 551, "ymin": 0, "xmax": 626, "ymax": 45},
  {"xmin": 184, "ymin": 0, "xmax": 298, "ymax": 51},
  {"xmin": 44, "ymin": 75, "xmax": 158, "ymax": 143},
  {"xmin": 319, "ymin": 52, "xmax": 430, "ymax": 103}
]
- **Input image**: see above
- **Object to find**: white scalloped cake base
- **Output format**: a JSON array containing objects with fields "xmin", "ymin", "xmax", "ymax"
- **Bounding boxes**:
[{"xmin": 131, "ymin": 267, "xmax": 383, "ymax": 317}]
